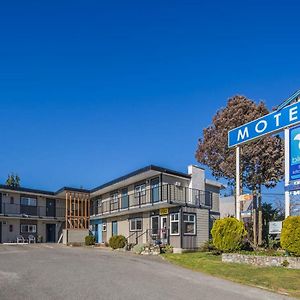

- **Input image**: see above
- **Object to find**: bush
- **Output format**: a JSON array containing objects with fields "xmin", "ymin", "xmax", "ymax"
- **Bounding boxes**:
[
  {"xmin": 132, "ymin": 244, "xmax": 145, "ymax": 254},
  {"xmin": 109, "ymin": 235, "xmax": 127, "ymax": 249},
  {"xmin": 85, "ymin": 235, "xmax": 95, "ymax": 246},
  {"xmin": 200, "ymin": 239, "xmax": 215, "ymax": 252},
  {"xmin": 161, "ymin": 244, "xmax": 173, "ymax": 254},
  {"xmin": 211, "ymin": 217, "xmax": 247, "ymax": 252},
  {"xmin": 280, "ymin": 216, "xmax": 300, "ymax": 256}
]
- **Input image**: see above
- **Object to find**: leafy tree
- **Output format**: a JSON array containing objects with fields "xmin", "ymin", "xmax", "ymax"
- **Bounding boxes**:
[
  {"xmin": 196, "ymin": 95, "xmax": 284, "ymax": 245},
  {"xmin": 6, "ymin": 173, "xmax": 21, "ymax": 187}
]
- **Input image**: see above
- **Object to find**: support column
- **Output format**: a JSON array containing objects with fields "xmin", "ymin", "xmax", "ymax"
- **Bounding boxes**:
[
  {"xmin": 284, "ymin": 128, "xmax": 290, "ymax": 218},
  {"xmin": 236, "ymin": 146, "xmax": 241, "ymax": 220}
]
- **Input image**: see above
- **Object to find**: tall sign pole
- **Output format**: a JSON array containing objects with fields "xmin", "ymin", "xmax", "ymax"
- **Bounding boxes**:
[
  {"xmin": 284, "ymin": 128, "xmax": 290, "ymax": 218},
  {"xmin": 236, "ymin": 146, "xmax": 241, "ymax": 220}
]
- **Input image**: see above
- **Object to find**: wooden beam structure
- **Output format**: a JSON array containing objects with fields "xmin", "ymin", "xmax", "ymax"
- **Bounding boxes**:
[{"xmin": 65, "ymin": 191, "xmax": 90, "ymax": 230}]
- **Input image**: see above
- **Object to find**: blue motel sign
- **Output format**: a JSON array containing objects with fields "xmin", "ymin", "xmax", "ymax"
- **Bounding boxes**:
[{"xmin": 228, "ymin": 101, "xmax": 300, "ymax": 148}]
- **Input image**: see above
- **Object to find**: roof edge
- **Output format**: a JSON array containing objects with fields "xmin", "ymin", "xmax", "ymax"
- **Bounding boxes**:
[{"xmin": 91, "ymin": 165, "xmax": 190, "ymax": 193}]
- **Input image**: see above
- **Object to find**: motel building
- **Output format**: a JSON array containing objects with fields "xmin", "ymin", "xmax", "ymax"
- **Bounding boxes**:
[{"xmin": 0, "ymin": 165, "xmax": 223, "ymax": 252}]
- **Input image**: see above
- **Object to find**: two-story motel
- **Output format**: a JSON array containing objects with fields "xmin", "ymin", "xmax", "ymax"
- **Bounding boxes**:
[{"xmin": 0, "ymin": 164, "xmax": 223, "ymax": 252}]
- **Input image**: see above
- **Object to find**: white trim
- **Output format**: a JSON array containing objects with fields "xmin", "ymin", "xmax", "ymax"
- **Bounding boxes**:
[
  {"xmin": 183, "ymin": 213, "xmax": 196, "ymax": 235},
  {"xmin": 129, "ymin": 218, "xmax": 143, "ymax": 232},
  {"xmin": 170, "ymin": 212, "xmax": 180, "ymax": 236}
]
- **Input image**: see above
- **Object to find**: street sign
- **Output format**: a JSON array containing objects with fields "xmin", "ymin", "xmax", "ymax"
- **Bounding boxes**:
[
  {"xmin": 228, "ymin": 101, "xmax": 300, "ymax": 148},
  {"xmin": 290, "ymin": 126, "xmax": 300, "ymax": 181},
  {"xmin": 269, "ymin": 221, "xmax": 282, "ymax": 235},
  {"xmin": 238, "ymin": 194, "xmax": 253, "ymax": 201}
]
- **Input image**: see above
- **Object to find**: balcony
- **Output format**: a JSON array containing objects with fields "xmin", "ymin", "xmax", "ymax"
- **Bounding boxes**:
[
  {"xmin": 0, "ymin": 203, "xmax": 65, "ymax": 219},
  {"xmin": 90, "ymin": 183, "xmax": 212, "ymax": 217}
]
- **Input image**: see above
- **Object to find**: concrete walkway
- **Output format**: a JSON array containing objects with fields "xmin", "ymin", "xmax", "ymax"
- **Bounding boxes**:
[{"xmin": 0, "ymin": 244, "xmax": 292, "ymax": 300}]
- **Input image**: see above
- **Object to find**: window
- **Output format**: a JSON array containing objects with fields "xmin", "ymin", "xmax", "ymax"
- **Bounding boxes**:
[
  {"xmin": 20, "ymin": 197, "xmax": 37, "ymax": 206},
  {"xmin": 129, "ymin": 218, "xmax": 142, "ymax": 231},
  {"xmin": 9, "ymin": 225, "xmax": 13, "ymax": 232},
  {"xmin": 170, "ymin": 213, "xmax": 179, "ymax": 235},
  {"xmin": 135, "ymin": 183, "xmax": 146, "ymax": 197},
  {"xmin": 10, "ymin": 197, "xmax": 14, "ymax": 204},
  {"xmin": 112, "ymin": 221, "xmax": 118, "ymax": 236},
  {"xmin": 102, "ymin": 222, "xmax": 107, "ymax": 232},
  {"xmin": 21, "ymin": 224, "xmax": 37, "ymax": 233},
  {"xmin": 183, "ymin": 213, "xmax": 196, "ymax": 235},
  {"xmin": 111, "ymin": 192, "xmax": 118, "ymax": 201}
]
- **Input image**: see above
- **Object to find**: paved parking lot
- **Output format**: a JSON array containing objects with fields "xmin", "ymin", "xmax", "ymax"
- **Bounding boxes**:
[{"xmin": 0, "ymin": 244, "xmax": 290, "ymax": 300}]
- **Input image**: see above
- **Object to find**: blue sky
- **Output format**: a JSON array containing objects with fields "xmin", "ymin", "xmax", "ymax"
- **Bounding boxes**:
[{"xmin": 0, "ymin": 0, "xmax": 299, "ymax": 191}]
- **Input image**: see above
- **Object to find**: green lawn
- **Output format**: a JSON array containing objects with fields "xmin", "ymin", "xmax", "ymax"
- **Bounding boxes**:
[{"xmin": 162, "ymin": 252, "xmax": 300, "ymax": 298}]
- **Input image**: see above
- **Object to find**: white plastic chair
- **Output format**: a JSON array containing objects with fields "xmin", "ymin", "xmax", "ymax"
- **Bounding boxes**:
[
  {"xmin": 16, "ymin": 235, "xmax": 25, "ymax": 244},
  {"xmin": 28, "ymin": 235, "xmax": 36, "ymax": 244}
]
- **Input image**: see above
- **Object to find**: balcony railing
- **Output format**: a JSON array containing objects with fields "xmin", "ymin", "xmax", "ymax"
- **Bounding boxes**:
[
  {"xmin": 90, "ymin": 183, "xmax": 212, "ymax": 216},
  {"xmin": 0, "ymin": 203, "xmax": 65, "ymax": 218}
]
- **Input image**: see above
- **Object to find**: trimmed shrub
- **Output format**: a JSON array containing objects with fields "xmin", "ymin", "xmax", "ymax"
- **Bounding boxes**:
[
  {"xmin": 280, "ymin": 216, "xmax": 300, "ymax": 256},
  {"xmin": 109, "ymin": 235, "xmax": 127, "ymax": 249},
  {"xmin": 85, "ymin": 235, "xmax": 95, "ymax": 246},
  {"xmin": 211, "ymin": 217, "xmax": 247, "ymax": 252}
]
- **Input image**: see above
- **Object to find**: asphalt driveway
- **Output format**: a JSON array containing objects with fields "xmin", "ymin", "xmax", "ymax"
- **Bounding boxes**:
[{"xmin": 0, "ymin": 244, "xmax": 291, "ymax": 300}]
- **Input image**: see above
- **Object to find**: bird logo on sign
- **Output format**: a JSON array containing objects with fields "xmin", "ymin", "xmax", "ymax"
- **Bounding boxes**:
[{"xmin": 294, "ymin": 134, "xmax": 300, "ymax": 150}]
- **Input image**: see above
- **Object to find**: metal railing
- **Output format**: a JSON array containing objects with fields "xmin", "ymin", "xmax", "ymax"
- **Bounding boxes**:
[
  {"xmin": 126, "ymin": 228, "xmax": 170, "ymax": 247},
  {"xmin": 90, "ymin": 183, "xmax": 212, "ymax": 216},
  {"xmin": 0, "ymin": 203, "xmax": 65, "ymax": 218}
]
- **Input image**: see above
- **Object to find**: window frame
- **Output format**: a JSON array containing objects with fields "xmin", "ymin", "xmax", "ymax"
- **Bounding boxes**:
[
  {"xmin": 170, "ymin": 212, "xmax": 180, "ymax": 236},
  {"xmin": 183, "ymin": 213, "xmax": 196, "ymax": 236},
  {"xmin": 129, "ymin": 218, "xmax": 143, "ymax": 232},
  {"xmin": 20, "ymin": 196, "xmax": 37, "ymax": 207},
  {"xmin": 20, "ymin": 224, "xmax": 37, "ymax": 233},
  {"xmin": 102, "ymin": 222, "xmax": 107, "ymax": 232},
  {"xmin": 134, "ymin": 183, "xmax": 146, "ymax": 198}
]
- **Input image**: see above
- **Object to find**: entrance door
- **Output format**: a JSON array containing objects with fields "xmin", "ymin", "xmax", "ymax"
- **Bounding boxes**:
[
  {"xmin": 46, "ymin": 224, "xmax": 56, "ymax": 243},
  {"xmin": 46, "ymin": 199, "xmax": 56, "ymax": 217},
  {"xmin": 151, "ymin": 178, "xmax": 160, "ymax": 203},
  {"xmin": 160, "ymin": 216, "xmax": 168, "ymax": 244},
  {"xmin": 112, "ymin": 221, "xmax": 118, "ymax": 236},
  {"xmin": 121, "ymin": 188, "xmax": 129, "ymax": 209},
  {"xmin": 0, "ymin": 222, "xmax": 2, "ymax": 243}
]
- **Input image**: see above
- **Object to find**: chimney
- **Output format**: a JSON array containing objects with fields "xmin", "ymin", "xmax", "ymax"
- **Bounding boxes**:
[{"xmin": 188, "ymin": 165, "xmax": 205, "ymax": 191}]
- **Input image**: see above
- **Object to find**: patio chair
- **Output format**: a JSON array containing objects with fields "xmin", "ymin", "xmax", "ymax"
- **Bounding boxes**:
[
  {"xmin": 28, "ymin": 235, "xmax": 36, "ymax": 244},
  {"xmin": 16, "ymin": 235, "xmax": 25, "ymax": 244}
]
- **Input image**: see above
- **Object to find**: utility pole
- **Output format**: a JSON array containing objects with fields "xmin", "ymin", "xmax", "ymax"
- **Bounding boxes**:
[
  {"xmin": 236, "ymin": 146, "xmax": 241, "ymax": 220},
  {"xmin": 258, "ymin": 186, "xmax": 263, "ymax": 246}
]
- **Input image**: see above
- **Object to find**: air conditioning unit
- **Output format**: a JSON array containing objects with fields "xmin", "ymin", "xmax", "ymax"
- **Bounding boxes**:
[{"xmin": 175, "ymin": 182, "xmax": 181, "ymax": 187}]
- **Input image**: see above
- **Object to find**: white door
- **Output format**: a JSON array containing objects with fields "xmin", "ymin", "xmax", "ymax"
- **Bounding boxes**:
[{"xmin": 160, "ymin": 216, "xmax": 168, "ymax": 244}]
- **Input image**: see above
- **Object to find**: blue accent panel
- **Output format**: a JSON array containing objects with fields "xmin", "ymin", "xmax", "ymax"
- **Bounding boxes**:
[
  {"xmin": 90, "ymin": 219, "xmax": 103, "ymax": 243},
  {"xmin": 290, "ymin": 125, "xmax": 300, "ymax": 181}
]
